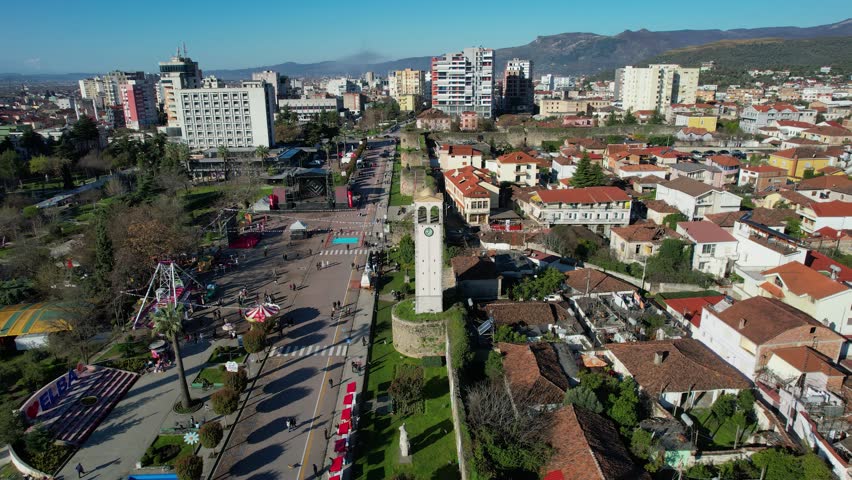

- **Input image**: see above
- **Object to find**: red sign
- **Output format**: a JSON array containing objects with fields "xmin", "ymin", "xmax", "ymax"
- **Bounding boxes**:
[{"xmin": 347, "ymin": 190, "xmax": 353, "ymax": 208}]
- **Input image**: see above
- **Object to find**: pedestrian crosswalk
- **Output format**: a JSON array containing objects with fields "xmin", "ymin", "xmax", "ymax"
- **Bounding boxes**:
[
  {"xmin": 319, "ymin": 248, "xmax": 371, "ymax": 256},
  {"xmin": 273, "ymin": 344, "xmax": 349, "ymax": 357}
]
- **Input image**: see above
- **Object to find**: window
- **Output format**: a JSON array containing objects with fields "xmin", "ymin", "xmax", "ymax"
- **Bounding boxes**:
[
  {"xmin": 699, "ymin": 262, "xmax": 707, "ymax": 270},
  {"xmin": 809, "ymin": 327, "xmax": 816, "ymax": 334},
  {"xmin": 701, "ymin": 244, "xmax": 715, "ymax": 255},
  {"xmin": 635, "ymin": 245, "xmax": 641, "ymax": 254}
]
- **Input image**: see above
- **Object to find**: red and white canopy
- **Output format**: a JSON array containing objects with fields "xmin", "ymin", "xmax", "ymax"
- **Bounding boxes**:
[{"xmin": 244, "ymin": 303, "xmax": 280, "ymax": 322}]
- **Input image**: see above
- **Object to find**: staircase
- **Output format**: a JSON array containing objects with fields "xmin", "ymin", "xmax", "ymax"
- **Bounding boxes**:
[{"xmin": 47, "ymin": 367, "xmax": 139, "ymax": 446}]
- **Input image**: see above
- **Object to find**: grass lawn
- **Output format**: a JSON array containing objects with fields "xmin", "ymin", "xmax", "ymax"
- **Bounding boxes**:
[
  {"xmin": 193, "ymin": 366, "xmax": 227, "ymax": 386},
  {"xmin": 352, "ymin": 301, "xmax": 459, "ymax": 480},
  {"xmin": 0, "ymin": 462, "xmax": 24, "ymax": 479},
  {"xmin": 141, "ymin": 434, "xmax": 195, "ymax": 467},
  {"xmin": 692, "ymin": 408, "xmax": 756, "ymax": 448},
  {"xmin": 389, "ymin": 159, "xmax": 412, "ymax": 207},
  {"xmin": 379, "ymin": 271, "xmax": 409, "ymax": 296},
  {"xmin": 95, "ymin": 341, "xmax": 146, "ymax": 362},
  {"xmin": 207, "ymin": 345, "xmax": 247, "ymax": 364}
]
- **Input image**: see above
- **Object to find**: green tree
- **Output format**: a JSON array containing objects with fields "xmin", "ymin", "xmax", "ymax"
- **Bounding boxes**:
[
  {"xmin": 242, "ymin": 328, "xmax": 266, "ymax": 357},
  {"xmin": 90, "ymin": 211, "xmax": 114, "ymax": 297},
  {"xmin": 799, "ymin": 452, "xmax": 833, "ymax": 480},
  {"xmin": 199, "ymin": 421, "xmax": 223, "ymax": 449},
  {"xmin": 648, "ymin": 109, "xmax": 666, "ymax": 125},
  {"xmin": 217, "ymin": 145, "xmax": 230, "ymax": 179},
  {"xmin": 388, "ymin": 364, "xmax": 424, "ymax": 414},
  {"xmin": 175, "ymin": 454, "xmax": 203, "ymax": 480},
  {"xmin": 211, "ymin": 387, "xmax": 239, "ymax": 415},
  {"xmin": 484, "ymin": 350, "xmax": 504, "ymax": 380},
  {"xmin": 622, "ymin": 109, "xmax": 637, "ymax": 125},
  {"xmin": 394, "ymin": 234, "xmax": 415, "ymax": 270},
  {"xmin": 563, "ymin": 386, "xmax": 603, "ymax": 413},
  {"xmin": 0, "ymin": 403, "xmax": 26, "ymax": 446},
  {"xmin": 588, "ymin": 162, "xmax": 606, "ymax": 186},
  {"xmin": 607, "ymin": 377, "xmax": 640, "ymax": 428},
  {"xmin": 152, "ymin": 305, "xmax": 192, "ymax": 410},
  {"xmin": 571, "ymin": 153, "xmax": 592, "ymax": 187},
  {"xmin": 662, "ymin": 212, "xmax": 688, "ymax": 230},
  {"xmin": 752, "ymin": 449, "xmax": 804, "ymax": 480},
  {"xmin": 254, "ymin": 145, "xmax": 270, "ymax": 162},
  {"xmin": 711, "ymin": 393, "xmax": 737, "ymax": 420},
  {"xmin": 493, "ymin": 325, "xmax": 526, "ymax": 344},
  {"xmin": 605, "ymin": 112, "xmax": 619, "ymax": 126},
  {"xmin": 737, "ymin": 389, "xmax": 755, "ymax": 414},
  {"xmin": 0, "ymin": 150, "xmax": 19, "ymax": 188}
]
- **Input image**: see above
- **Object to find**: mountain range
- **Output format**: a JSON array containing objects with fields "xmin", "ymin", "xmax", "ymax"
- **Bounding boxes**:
[
  {"xmin": 206, "ymin": 18, "xmax": 852, "ymax": 78},
  {"xmin": 2, "ymin": 19, "xmax": 851, "ymax": 82}
]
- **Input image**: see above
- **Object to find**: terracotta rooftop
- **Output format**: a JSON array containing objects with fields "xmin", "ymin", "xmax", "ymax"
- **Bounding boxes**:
[
  {"xmin": 497, "ymin": 342, "xmax": 570, "ymax": 406},
  {"xmin": 416, "ymin": 108, "xmax": 449, "ymax": 119},
  {"xmin": 805, "ymin": 251, "xmax": 852, "ymax": 283},
  {"xmin": 777, "ymin": 189, "xmax": 814, "ymax": 207},
  {"xmin": 485, "ymin": 301, "xmax": 571, "ymax": 327},
  {"xmin": 775, "ymin": 120, "xmax": 815, "ymax": 128},
  {"xmin": 661, "ymin": 176, "xmax": 715, "ymax": 197},
  {"xmin": 619, "ymin": 164, "xmax": 667, "ymax": 172},
  {"xmin": 741, "ymin": 165, "xmax": 786, "ymax": 174},
  {"xmin": 679, "ymin": 127, "xmax": 710, "ymax": 135},
  {"xmin": 643, "ymin": 200, "xmax": 679, "ymax": 214},
  {"xmin": 705, "ymin": 208, "xmax": 793, "ymax": 228},
  {"xmin": 444, "ymin": 166, "xmax": 492, "ymax": 199},
  {"xmin": 610, "ymin": 222, "xmax": 681, "ymax": 243},
  {"xmin": 544, "ymin": 405, "xmax": 650, "ymax": 480},
  {"xmin": 451, "ymin": 256, "xmax": 497, "ymax": 282},
  {"xmin": 762, "ymin": 261, "xmax": 849, "ymax": 300},
  {"xmin": 440, "ymin": 145, "xmax": 482, "ymax": 157},
  {"xmin": 664, "ymin": 295, "xmax": 726, "ymax": 328},
  {"xmin": 607, "ymin": 339, "xmax": 752, "ymax": 394},
  {"xmin": 771, "ymin": 346, "xmax": 846, "ymax": 379},
  {"xmin": 564, "ymin": 269, "xmax": 635, "ymax": 295},
  {"xmin": 810, "ymin": 201, "xmax": 852, "ymax": 218},
  {"xmin": 677, "ymin": 221, "xmax": 737, "ymax": 244},
  {"xmin": 497, "ymin": 151, "xmax": 538, "ymax": 165},
  {"xmin": 535, "ymin": 187, "xmax": 630, "ymax": 205},
  {"xmin": 708, "ymin": 155, "xmax": 741, "ymax": 168},
  {"xmin": 796, "ymin": 175, "xmax": 852, "ymax": 194},
  {"xmin": 710, "ymin": 296, "xmax": 833, "ymax": 345},
  {"xmin": 772, "ymin": 147, "xmax": 831, "ymax": 160},
  {"xmin": 802, "ymin": 125, "xmax": 852, "ymax": 137}
]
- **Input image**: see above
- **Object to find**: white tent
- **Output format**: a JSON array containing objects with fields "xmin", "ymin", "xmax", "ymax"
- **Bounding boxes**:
[{"xmin": 290, "ymin": 220, "xmax": 308, "ymax": 239}]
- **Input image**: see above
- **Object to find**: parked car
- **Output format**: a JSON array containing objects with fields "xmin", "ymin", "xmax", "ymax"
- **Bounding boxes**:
[{"xmin": 544, "ymin": 293, "xmax": 563, "ymax": 302}]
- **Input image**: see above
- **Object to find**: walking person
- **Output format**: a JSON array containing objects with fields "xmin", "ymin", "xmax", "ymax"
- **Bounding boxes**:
[
  {"xmin": 75, "ymin": 463, "xmax": 85, "ymax": 478},
  {"xmin": 313, "ymin": 464, "xmax": 319, "ymax": 477},
  {"xmin": 328, "ymin": 378, "xmax": 333, "ymax": 389}
]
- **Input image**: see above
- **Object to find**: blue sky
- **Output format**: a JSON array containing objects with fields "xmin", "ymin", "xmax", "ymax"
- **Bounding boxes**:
[{"xmin": 2, "ymin": 0, "xmax": 849, "ymax": 73}]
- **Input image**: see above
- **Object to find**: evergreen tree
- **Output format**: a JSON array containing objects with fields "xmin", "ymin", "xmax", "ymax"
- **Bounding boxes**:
[
  {"xmin": 605, "ymin": 113, "xmax": 619, "ymax": 126},
  {"xmin": 91, "ymin": 212, "xmax": 114, "ymax": 298},
  {"xmin": 571, "ymin": 154, "xmax": 592, "ymax": 187},
  {"xmin": 622, "ymin": 109, "xmax": 637, "ymax": 125},
  {"xmin": 649, "ymin": 108, "xmax": 666, "ymax": 125},
  {"xmin": 588, "ymin": 162, "xmax": 606, "ymax": 186}
]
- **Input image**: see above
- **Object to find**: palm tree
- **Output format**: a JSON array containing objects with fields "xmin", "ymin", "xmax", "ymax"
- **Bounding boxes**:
[
  {"xmin": 254, "ymin": 145, "xmax": 270, "ymax": 172},
  {"xmin": 217, "ymin": 145, "xmax": 230, "ymax": 180},
  {"xmin": 152, "ymin": 304, "xmax": 192, "ymax": 410}
]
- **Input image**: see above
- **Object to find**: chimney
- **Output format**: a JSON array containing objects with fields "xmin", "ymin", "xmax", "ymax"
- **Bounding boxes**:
[
  {"xmin": 830, "ymin": 265, "xmax": 840, "ymax": 281},
  {"xmin": 739, "ymin": 318, "xmax": 747, "ymax": 330},
  {"xmin": 654, "ymin": 351, "xmax": 667, "ymax": 365}
]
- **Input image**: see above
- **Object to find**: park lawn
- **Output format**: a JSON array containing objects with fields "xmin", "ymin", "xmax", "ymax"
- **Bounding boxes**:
[
  {"xmin": 379, "ymin": 271, "xmax": 408, "ymax": 296},
  {"xmin": 353, "ymin": 301, "xmax": 459, "ymax": 480},
  {"xmin": 94, "ymin": 341, "xmax": 146, "ymax": 362},
  {"xmin": 693, "ymin": 408, "xmax": 756, "ymax": 448},
  {"xmin": 194, "ymin": 366, "xmax": 227, "ymax": 386},
  {"xmin": 0, "ymin": 462, "xmax": 24, "ymax": 479},
  {"xmin": 142, "ymin": 434, "xmax": 195, "ymax": 467},
  {"xmin": 207, "ymin": 345, "xmax": 247, "ymax": 364},
  {"xmin": 389, "ymin": 159, "xmax": 412, "ymax": 207}
]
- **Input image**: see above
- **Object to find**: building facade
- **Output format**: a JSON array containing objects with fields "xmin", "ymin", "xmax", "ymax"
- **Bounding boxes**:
[
  {"xmin": 176, "ymin": 80, "xmax": 275, "ymax": 149},
  {"xmin": 159, "ymin": 53, "xmax": 203, "ymax": 129},
  {"xmin": 121, "ymin": 77, "xmax": 158, "ymax": 130},
  {"xmin": 431, "ymin": 47, "xmax": 494, "ymax": 118},
  {"xmin": 502, "ymin": 58, "xmax": 534, "ymax": 113},
  {"xmin": 519, "ymin": 187, "xmax": 631, "ymax": 235},
  {"xmin": 252, "ymin": 70, "xmax": 289, "ymax": 101},
  {"xmin": 389, "ymin": 69, "xmax": 426, "ymax": 99},
  {"xmin": 444, "ymin": 166, "xmax": 499, "ymax": 225},
  {"xmin": 614, "ymin": 64, "xmax": 699, "ymax": 112},
  {"xmin": 278, "ymin": 97, "xmax": 342, "ymax": 123}
]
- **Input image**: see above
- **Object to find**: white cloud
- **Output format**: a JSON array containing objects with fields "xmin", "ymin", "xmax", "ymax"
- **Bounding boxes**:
[{"xmin": 23, "ymin": 57, "xmax": 42, "ymax": 69}]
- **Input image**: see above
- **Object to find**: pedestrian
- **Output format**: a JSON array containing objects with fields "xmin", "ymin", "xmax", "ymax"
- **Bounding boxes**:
[
  {"xmin": 316, "ymin": 261, "xmax": 321, "ymax": 271},
  {"xmin": 263, "ymin": 246, "xmax": 268, "ymax": 257},
  {"xmin": 283, "ymin": 253, "xmax": 287, "ymax": 260},
  {"xmin": 346, "ymin": 244, "xmax": 350, "ymax": 251},
  {"xmin": 289, "ymin": 417, "xmax": 296, "ymax": 431},
  {"xmin": 75, "ymin": 463, "xmax": 85, "ymax": 478},
  {"xmin": 328, "ymin": 378, "xmax": 333, "ymax": 389},
  {"xmin": 313, "ymin": 464, "xmax": 319, "ymax": 477},
  {"xmin": 351, "ymin": 262, "xmax": 355, "ymax": 270},
  {"xmin": 362, "ymin": 336, "xmax": 367, "ymax": 346},
  {"xmin": 351, "ymin": 361, "xmax": 356, "ymax": 373},
  {"xmin": 309, "ymin": 248, "xmax": 312, "ymax": 255},
  {"xmin": 285, "ymin": 418, "xmax": 291, "ymax": 430},
  {"xmin": 323, "ymin": 428, "xmax": 329, "ymax": 440}
]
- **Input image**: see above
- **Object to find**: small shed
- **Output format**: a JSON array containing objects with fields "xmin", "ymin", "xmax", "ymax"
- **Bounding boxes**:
[{"xmin": 289, "ymin": 220, "xmax": 308, "ymax": 240}]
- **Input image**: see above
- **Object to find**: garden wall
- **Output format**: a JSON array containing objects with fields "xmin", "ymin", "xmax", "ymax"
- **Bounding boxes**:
[
  {"xmin": 391, "ymin": 307, "xmax": 446, "ymax": 358},
  {"xmin": 433, "ymin": 125, "xmax": 680, "ymax": 148},
  {"xmin": 445, "ymin": 335, "xmax": 468, "ymax": 480},
  {"xmin": 8, "ymin": 445, "xmax": 51, "ymax": 479}
]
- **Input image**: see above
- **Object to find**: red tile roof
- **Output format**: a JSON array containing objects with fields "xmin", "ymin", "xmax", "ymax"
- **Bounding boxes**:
[
  {"xmin": 710, "ymin": 297, "xmax": 835, "ymax": 345},
  {"xmin": 607, "ymin": 339, "xmax": 752, "ymax": 393},
  {"xmin": 535, "ymin": 186, "xmax": 630, "ymax": 205},
  {"xmin": 444, "ymin": 166, "xmax": 492, "ymax": 198},
  {"xmin": 771, "ymin": 346, "xmax": 845, "ymax": 379},
  {"xmin": 775, "ymin": 120, "xmax": 814, "ymax": 128},
  {"xmin": 611, "ymin": 222, "xmax": 680, "ymax": 243},
  {"xmin": 762, "ymin": 261, "xmax": 849, "ymax": 300},
  {"xmin": 796, "ymin": 175, "xmax": 852, "ymax": 193},
  {"xmin": 664, "ymin": 296, "xmax": 726, "ymax": 328},
  {"xmin": 803, "ymin": 125, "xmax": 852, "ymax": 137},
  {"xmin": 544, "ymin": 405, "xmax": 651, "ymax": 480},
  {"xmin": 440, "ymin": 145, "xmax": 482, "ymax": 157},
  {"xmin": 708, "ymin": 155, "xmax": 741, "ymax": 168},
  {"xmin": 680, "ymin": 127, "xmax": 710, "ymax": 135},
  {"xmin": 619, "ymin": 164, "xmax": 667, "ymax": 172},
  {"xmin": 810, "ymin": 201, "xmax": 852, "ymax": 218},
  {"xmin": 564, "ymin": 269, "xmax": 635, "ymax": 295},
  {"xmin": 759, "ymin": 281, "xmax": 785, "ymax": 298},
  {"xmin": 497, "ymin": 342, "xmax": 569, "ymax": 405},
  {"xmin": 677, "ymin": 221, "xmax": 737, "ymax": 243},
  {"xmin": 741, "ymin": 165, "xmax": 786, "ymax": 174},
  {"xmin": 772, "ymin": 147, "xmax": 831, "ymax": 160},
  {"xmin": 498, "ymin": 151, "xmax": 538, "ymax": 164},
  {"xmin": 643, "ymin": 200, "xmax": 679, "ymax": 214}
]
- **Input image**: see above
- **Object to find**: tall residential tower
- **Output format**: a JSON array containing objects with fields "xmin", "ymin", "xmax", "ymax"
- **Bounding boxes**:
[
  {"xmin": 431, "ymin": 47, "xmax": 494, "ymax": 118},
  {"xmin": 614, "ymin": 64, "xmax": 699, "ymax": 113},
  {"xmin": 159, "ymin": 51, "xmax": 203, "ymax": 129}
]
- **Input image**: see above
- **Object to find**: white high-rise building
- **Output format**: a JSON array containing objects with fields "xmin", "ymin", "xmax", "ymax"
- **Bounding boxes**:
[
  {"xmin": 175, "ymin": 80, "xmax": 275, "ymax": 149},
  {"xmin": 615, "ymin": 64, "xmax": 699, "ymax": 112},
  {"xmin": 431, "ymin": 47, "xmax": 494, "ymax": 118},
  {"xmin": 252, "ymin": 70, "xmax": 289, "ymax": 101},
  {"xmin": 159, "ymin": 52, "xmax": 203, "ymax": 129},
  {"xmin": 78, "ymin": 71, "xmax": 145, "ymax": 108},
  {"xmin": 325, "ymin": 78, "xmax": 358, "ymax": 96},
  {"xmin": 502, "ymin": 58, "xmax": 534, "ymax": 113}
]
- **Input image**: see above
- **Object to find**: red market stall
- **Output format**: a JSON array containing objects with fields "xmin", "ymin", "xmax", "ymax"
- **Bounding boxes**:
[{"xmin": 244, "ymin": 303, "xmax": 280, "ymax": 323}]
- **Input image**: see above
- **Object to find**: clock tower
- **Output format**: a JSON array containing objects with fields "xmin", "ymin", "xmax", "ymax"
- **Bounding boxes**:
[{"xmin": 414, "ymin": 194, "xmax": 444, "ymax": 313}]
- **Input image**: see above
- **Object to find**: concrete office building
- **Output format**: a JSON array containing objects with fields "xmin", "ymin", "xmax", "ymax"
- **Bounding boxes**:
[
  {"xmin": 502, "ymin": 58, "xmax": 534, "ymax": 113},
  {"xmin": 278, "ymin": 97, "xmax": 342, "ymax": 122},
  {"xmin": 431, "ymin": 47, "xmax": 495, "ymax": 118},
  {"xmin": 159, "ymin": 52, "xmax": 203, "ymax": 129},
  {"xmin": 78, "ymin": 71, "xmax": 146, "ymax": 108},
  {"xmin": 176, "ymin": 80, "xmax": 275, "ymax": 149},
  {"xmin": 252, "ymin": 70, "xmax": 290, "ymax": 101},
  {"xmin": 389, "ymin": 69, "xmax": 426, "ymax": 99},
  {"xmin": 615, "ymin": 64, "xmax": 699, "ymax": 112}
]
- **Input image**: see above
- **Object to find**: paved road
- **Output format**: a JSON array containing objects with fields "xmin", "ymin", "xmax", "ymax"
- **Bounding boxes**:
[{"xmin": 213, "ymin": 139, "xmax": 395, "ymax": 480}]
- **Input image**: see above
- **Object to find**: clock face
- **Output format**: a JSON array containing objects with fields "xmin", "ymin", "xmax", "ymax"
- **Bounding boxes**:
[{"xmin": 424, "ymin": 227, "xmax": 434, "ymax": 237}]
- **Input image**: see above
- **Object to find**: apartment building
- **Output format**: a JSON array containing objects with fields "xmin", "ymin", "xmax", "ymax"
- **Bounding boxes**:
[
  {"xmin": 159, "ymin": 53, "xmax": 203, "ymax": 129},
  {"xmin": 388, "ymin": 69, "xmax": 426, "ymax": 99},
  {"xmin": 767, "ymin": 147, "xmax": 834, "ymax": 180},
  {"xmin": 437, "ymin": 145, "xmax": 483, "ymax": 170},
  {"xmin": 444, "ymin": 166, "xmax": 499, "ymax": 225},
  {"xmin": 502, "ymin": 58, "xmax": 534, "ymax": 113},
  {"xmin": 676, "ymin": 221, "xmax": 739, "ymax": 278},
  {"xmin": 739, "ymin": 103, "xmax": 817, "ymax": 134},
  {"xmin": 120, "ymin": 77, "xmax": 158, "ymax": 130},
  {"xmin": 614, "ymin": 64, "xmax": 699, "ymax": 112},
  {"xmin": 737, "ymin": 165, "xmax": 787, "ymax": 192},
  {"xmin": 176, "ymin": 80, "xmax": 276, "ymax": 149},
  {"xmin": 539, "ymin": 98, "xmax": 610, "ymax": 116},
  {"xmin": 431, "ymin": 47, "xmax": 495, "ymax": 118},
  {"xmin": 494, "ymin": 151, "xmax": 538, "ymax": 186},
  {"xmin": 518, "ymin": 187, "xmax": 631, "ymax": 235},
  {"xmin": 78, "ymin": 71, "xmax": 146, "ymax": 108},
  {"xmin": 656, "ymin": 177, "xmax": 742, "ymax": 219},
  {"xmin": 278, "ymin": 97, "xmax": 342, "ymax": 123}
]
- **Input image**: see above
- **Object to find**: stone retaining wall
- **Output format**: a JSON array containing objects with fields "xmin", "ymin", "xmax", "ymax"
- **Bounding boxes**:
[{"xmin": 391, "ymin": 305, "xmax": 447, "ymax": 358}]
